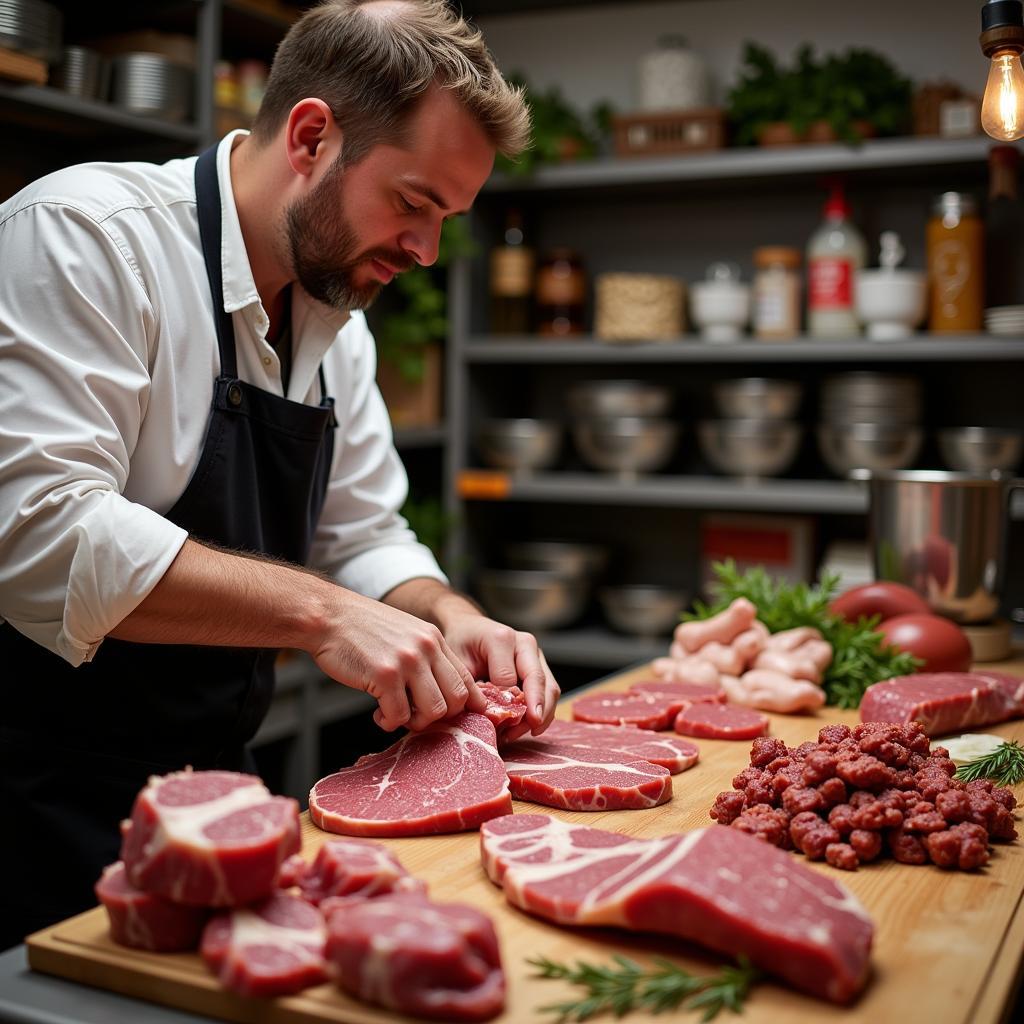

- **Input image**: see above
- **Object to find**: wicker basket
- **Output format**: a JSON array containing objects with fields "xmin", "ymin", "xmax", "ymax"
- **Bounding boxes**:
[
  {"xmin": 612, "ymin": 108, "xmax": 725, "ymax": 157},
  {"xmin": 595, "ymin": 273, "xmax": 686, "ymax": 342}
]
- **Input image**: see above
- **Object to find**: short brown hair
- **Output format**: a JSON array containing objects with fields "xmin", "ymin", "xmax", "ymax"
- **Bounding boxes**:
[{"xmin": 250, "ymin": 0, "xmax": 530, "ymax": 164}]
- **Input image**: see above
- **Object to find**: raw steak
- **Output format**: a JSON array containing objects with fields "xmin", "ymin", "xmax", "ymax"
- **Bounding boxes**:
[
  {"xmin": 479, "ymin": 682, "xmax": 527, "ymax": 735},
  {"xmin": 120, "ymin": 771, "xmax": 300, "ymax": 906},
  {"xmin": 480, "ymin": 814, "xmax": 874, "ymax": 1004},
  {"xmin": 572, "ymin": 691, "xmax": 685, "ymax": 730},
  {"xmin": 629, "ymin": 679, "xmax": 726, "ymax": 703},
  {"xmin": 294, "ymin": 838, "xmax": 425, "ymax": 905},
  {"xmin": 500, "ymin": 743, "xmax": 672, "ymax": 810},
  {"xmin": 527, "ymin": 719, "xmax": 700, "ymax": 773},
  {"xmin": 326, "ymin": 892, "xmax": 505, "ymax": 1022},
  {"xmin": 674, "ymin": 703, "xmax": 769, "ymax": 740},
  {"xmin": 309, "ymin": 712, "xmax": 512, "ymax": 837},
  {"xmin": 94, "ymin": 862, "xmax": 208, "ymax": 952},
  {"xmin": 860, "ymin": 671, "xmax": 1024, "ymax": 736},
  {"xmin": 201, "ymin": 891, "xmax": 327, "ymax": 998}
]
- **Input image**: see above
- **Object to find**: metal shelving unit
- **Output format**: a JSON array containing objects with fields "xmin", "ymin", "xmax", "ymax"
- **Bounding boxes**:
[{"xmin": 393, "ymin": 424, "xmax": 448, "ymax": 449}]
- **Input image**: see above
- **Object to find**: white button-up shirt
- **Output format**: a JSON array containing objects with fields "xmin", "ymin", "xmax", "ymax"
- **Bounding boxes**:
[{"xmin": 0, "ymin": 131, "xmax": 446, "ymax": 667}]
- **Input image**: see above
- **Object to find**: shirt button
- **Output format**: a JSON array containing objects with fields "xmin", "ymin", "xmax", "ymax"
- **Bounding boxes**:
[{"xmin": 263, "ymin": 356, "xmax": 272, "ymax": 366}]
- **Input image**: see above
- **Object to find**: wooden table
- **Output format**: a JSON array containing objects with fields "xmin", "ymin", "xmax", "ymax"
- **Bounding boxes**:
[{"xmin": 26, "ymin": 659, "xmax": 1024, "ymax": 1024}]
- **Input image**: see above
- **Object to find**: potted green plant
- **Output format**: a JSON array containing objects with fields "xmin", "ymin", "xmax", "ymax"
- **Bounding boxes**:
[
  {"xmin": 727, "ymin": 43, "xmax": 912, "ymax": 146},
  {"xmin": 373, "ymin": 217, "xmax": 475, "ymax": 426}
]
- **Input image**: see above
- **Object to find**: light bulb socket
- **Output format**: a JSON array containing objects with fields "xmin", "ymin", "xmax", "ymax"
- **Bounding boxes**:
[{"xmin": 983, "ymin": 0, "xmax": 1023, "ymax": 32}]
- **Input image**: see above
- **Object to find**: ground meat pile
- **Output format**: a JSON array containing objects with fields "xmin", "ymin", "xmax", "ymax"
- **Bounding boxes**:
[{"xmin": 709, "ymin": 722, "xmax": 1018, "ymax": 871}]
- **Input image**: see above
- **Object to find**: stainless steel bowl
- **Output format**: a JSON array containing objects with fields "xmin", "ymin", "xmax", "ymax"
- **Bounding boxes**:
[
  {"xmin": 599, "ymin": 584, "xmax": 688, "ymax": 637},
  {"xmin": 110, "ymin": 53, "xmax": 192, "ymax": 122},
  {"xmin": 572, "ymin": 416, "xmax": 678, "ymax": 477},
  {"xmin": 477, "ymin": 568, "xmax": 588, "ymax": 631},
  {"xmin": 50, "ymin": 45, "xmax": 108, "ymax": 100},
  {"xmin": 698, "ymin": 419, "xmax": 800, "ymax": 478},
  {"xmin": 818, "ymin": 422, "xmax": 923, "ymax": 477},
  {"xmin": 0, "ymin": 0, "xmax": 62, "ymax": 62},
  {"xmin": 712, "ymin": 378, "xmax": 801, "ymax": 420},
  {"xmin": 477, "ymin": 418, "xmax": 561, "ymax": 473},
  {"xmin": 568, "ymin": 380, "xmax": 672, "ymax": 419},
  {"xmin": 505, "ymin": 540, "xmax": 609, "ymax": 581},
  {"xmin": 939, "ymin": 427, "xmax": 1024, "ymax": 474}
]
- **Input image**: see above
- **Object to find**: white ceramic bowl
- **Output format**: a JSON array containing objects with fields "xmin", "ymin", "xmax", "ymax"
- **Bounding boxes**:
[
  {"xmin": 855, "ymin": 270, "xmax": 926, "ymax": 341},
  {"xmin": 690, "ymin": 281, "xmax": 751, "ymax": 342}
]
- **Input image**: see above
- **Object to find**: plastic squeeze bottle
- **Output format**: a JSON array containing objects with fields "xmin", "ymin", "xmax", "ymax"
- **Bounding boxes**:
[{"xmin": 806, "ymin": 182, "xmax": 867, "ymax": 337}]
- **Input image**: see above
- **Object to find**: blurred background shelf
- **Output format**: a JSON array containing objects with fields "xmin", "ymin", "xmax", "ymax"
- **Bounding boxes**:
[
  {"xmin": 392, "ymin": 424, "xmax": 448, "ymax": 449},
  {"xmin": 528, "ymin": 627, "xmax": 667, "ymax": 668}
]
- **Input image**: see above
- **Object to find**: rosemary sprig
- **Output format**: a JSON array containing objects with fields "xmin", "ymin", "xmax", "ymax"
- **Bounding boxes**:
[
  {"xmin": 684, "ymin": 560, "xmax": 920, "ymax": 709},
  {"xmin": 528, "ymin": 953, "xmax": 762, "ymax": 1022},
  {"xmin": 953, "ymin": 739, "xmax": 1024, "ymax": 786}
]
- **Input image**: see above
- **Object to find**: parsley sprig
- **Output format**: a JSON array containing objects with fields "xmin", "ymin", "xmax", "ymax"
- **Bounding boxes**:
[
  {"xmin": 953, "ymin": 739, "xmax": 1024, "ymax": 786},
  {"xmin": 685, "ymin": 560, "xmax": 920, "ymax": 709},
  {"xmin": 529, "ymin": 953, "xmax": 761, "ymax": 1022}
]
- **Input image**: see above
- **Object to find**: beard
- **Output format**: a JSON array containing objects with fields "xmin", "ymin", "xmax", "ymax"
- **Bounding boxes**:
[{"xmin": 283, "ymin": 157, "xmax": 412, "ymax": 312}]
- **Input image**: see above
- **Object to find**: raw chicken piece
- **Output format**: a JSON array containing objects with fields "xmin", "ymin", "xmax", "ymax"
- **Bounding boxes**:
[
  {"xmin": 672, "ymin": 598, "xmax": 757, "ymax": 653},
  {"xmin": 722, "ymin": 670, "xmax": 826, "ymax": 714}
]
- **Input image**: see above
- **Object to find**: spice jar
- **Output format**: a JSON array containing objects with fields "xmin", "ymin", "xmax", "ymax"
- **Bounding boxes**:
[
  {"xmin": 927, "ymin": 192, "xmax": 984, "ymax": 333},
  {"xmin": 753, "ymin": 247, "xmax": 801, "ymax": 339},
  {"xmin": 535, "ymin": 248, "xmax": 586, "ymax": 336}
]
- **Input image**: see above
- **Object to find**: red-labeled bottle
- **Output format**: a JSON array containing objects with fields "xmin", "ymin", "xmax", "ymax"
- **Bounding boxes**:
[{"xmin": 807, "ymin": 182, "xmax": 867, "ymax": 338}]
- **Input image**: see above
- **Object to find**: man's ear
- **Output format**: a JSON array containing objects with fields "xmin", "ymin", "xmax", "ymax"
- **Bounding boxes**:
[{"xmin": 283, "ymin": 99, "xmax": 342, "ymax": 177}]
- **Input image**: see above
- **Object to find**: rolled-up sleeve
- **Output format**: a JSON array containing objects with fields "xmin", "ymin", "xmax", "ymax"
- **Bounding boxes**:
[
  {"xmin": 310, "ymin": 312, "xmax": 447, "ymax": 598},
  {"xmin": 0, "ymin": 201, "xmax": 187, "ymax": 665}
]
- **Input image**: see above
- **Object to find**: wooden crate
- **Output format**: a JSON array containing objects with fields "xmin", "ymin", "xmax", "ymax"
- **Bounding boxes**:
[{"xmin": 612, "ymin": 108, "xmax": 726, "ymax": 157}]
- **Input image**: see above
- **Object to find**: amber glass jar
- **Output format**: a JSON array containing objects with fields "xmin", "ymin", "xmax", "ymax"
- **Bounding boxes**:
[
  {"xmin": 927, "ymin": 192, "xmax": 984, "ymax": 333},
  {"xmin": 535, "ymin": 248, "xmax": 586, "ymax": 336}
]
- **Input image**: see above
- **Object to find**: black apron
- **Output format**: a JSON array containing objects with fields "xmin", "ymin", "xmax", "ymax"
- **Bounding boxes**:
[{"xmin": 0, "ymin": 145, "xmax": 337, "ymax": 949}]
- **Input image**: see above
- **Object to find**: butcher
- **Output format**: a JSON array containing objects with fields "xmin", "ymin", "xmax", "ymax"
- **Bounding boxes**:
[{"xmin": 0, "ymin": 0, "xmax": 558, "ymax": 947}]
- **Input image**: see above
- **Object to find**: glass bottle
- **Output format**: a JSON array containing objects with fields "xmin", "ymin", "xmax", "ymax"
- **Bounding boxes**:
[
  {"xmin": 488, "ymin": 209, "xmax": 534, "ymax": 335},
  {"xmin": 753, "ymin": 246, "xmax": 801, "ymax": 339},
  {"xmin": 535, "ymin": 248, "xmax": 586, "ymax": 336},
  {"xmin": 806, "ymin": 182, "xmax": 867, "ymax": 338},
  {"xmin": 985, "ymin": 146, "xmax": 1024, "ymax": 309},
  {"xmin": 927, "ymin": 192, "xmax": 984, "ymax": 332}
]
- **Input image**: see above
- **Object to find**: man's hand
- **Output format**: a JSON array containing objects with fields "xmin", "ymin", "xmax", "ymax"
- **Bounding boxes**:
[{"xmin": 384, "ymin": 579, "xmax": 561, "ymax": 739}]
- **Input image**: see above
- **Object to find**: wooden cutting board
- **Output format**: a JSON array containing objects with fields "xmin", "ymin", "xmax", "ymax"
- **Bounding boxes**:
[{"xmin": 27, "ymin": 659, "xmax": 1024, "ymax": 1024}]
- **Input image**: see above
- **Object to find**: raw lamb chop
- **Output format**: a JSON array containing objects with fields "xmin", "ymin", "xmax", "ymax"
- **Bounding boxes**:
[
  {"xmin": 201, "ymin": 891, "xmax": 327, "ymax": 998},
  {"xmin": 293, "ymin": 837, "xmax": 425, "ymax": 905},
  {"xmin": 480, "ymin": 814, "xmax": 873, "ymax": 1004},
  {"xmin": 572, "ymin": 691, "xmax": 686, "ymax": 729},
  {"xmin": 309, "ymin": 712, "xmax": 511, "ymax": 837},
  {"xmin": 95, "ymin": 861, "xmax": 208, "ymax": 952},
  {"xmin": 120, "ymin": 770, "xmax": 300, "ymax": 907},
  {"xmin": 526, "ymin": 719, "xmax": 699, "ymax": 772},
  {"xmin": 326, "ymin": 892, "xmax": 505, "ymax": 1022},
  {"xmin": 500, "ymin": 743, "xmax": 671, "ymax": 810},
  {"xmin": 860, "ymin": 671, "xmax": 1024, "ymax": 735}
]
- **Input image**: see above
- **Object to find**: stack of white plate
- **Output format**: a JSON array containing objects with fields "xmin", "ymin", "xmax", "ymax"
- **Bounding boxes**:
[
  {"xmin": 0, "ymin": 0, "xmax": 62, "ymax": 62},
  {"xmin": 984, "ymin": 305, "xmax": 1024, "ymax": 336}
]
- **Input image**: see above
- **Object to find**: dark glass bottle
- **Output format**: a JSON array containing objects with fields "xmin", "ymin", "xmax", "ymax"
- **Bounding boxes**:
[
  {"xmin": 489, "ymin": 209, "xmax": 534, "ymax": 334},
  {"xmin": 985, "ymin": 145, "xmax": 1024, "ymax": 309},
  {"xmin": 535, "ymin": 248, "xmax": 586, "ymax": 336}
]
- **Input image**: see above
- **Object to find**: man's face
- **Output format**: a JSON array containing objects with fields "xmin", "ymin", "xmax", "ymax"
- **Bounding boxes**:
[{"xmin": 284, "ymin": 87, "xmax": 495, "ymax": 311}]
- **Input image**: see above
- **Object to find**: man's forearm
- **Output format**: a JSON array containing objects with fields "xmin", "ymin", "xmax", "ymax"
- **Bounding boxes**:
[
  {"xmin": 382, "ymin": 577, "xmax": 483, "ymax": 631},
  {"xmin": 109, "ymin": 537, "xmax": 333, "ymax": 651}
]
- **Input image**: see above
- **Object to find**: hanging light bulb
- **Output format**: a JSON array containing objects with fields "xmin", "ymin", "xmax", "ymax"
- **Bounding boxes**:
[{"xmin": 980, "ymin": 1, "xmax": 1024, "ymax": 141}]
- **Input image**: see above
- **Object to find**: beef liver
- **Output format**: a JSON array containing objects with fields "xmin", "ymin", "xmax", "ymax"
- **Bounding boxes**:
[
  {"xmin": 480, "ymin": 813, "xmax": 874, "ymax": 1004},
  {"xmin": 120, "ymin": 771, "xmax": 300, "ymax": 906},
  {"xmin": 309, "ymin": 712, "xmax": 511, "ymax": 837}
]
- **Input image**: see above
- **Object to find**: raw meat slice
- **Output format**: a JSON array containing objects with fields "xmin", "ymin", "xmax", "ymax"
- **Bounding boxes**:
[
  {"xmin": 94, "ymin": 861, "xmax": 208, "ymax": 952},
  {"xmin": 309, "ymin": 712, "xmax": 512, "ymax": 837},
  {"xmin": 500, "ymin": 743, "xmax": 671, "ymax": 810},
  {"xmin": 201, "ymin": 891, "xmax": 327, "ymax": 998},
  {"xmin": 629, "ymin": 679, "xmax": 726, "ymax": 703},
  {"xmin": 480, "ymin": 814, "xmax": 873, "ymax": 1004},
  {"xmin": 326, "ymin": 892, "xmax": 505, "ymax": 1022},
  {"xmin": 530, "ymin": 719, "xmax": 699, "ymax": 773},
  {"xmin": 572, "ymin": 692, "xmax": 685, "ymax": 730},
  {"xmin": 674, "ymin": 703, "xmax": 769, "ymax": 740},
  {"xmin": 295, "ymin": 838, "xmax": 426, "ymax": 905},
  {"xmin": 479, "ymin": 683, "xmax": 527, "ymax": 735},
  {"xmin": 860, "ymin": 672, "xmax": 1024, "ymax": 736},
  {"xmin": 120, "ymin": 770, "xmax": 301, "ymax": 907}
]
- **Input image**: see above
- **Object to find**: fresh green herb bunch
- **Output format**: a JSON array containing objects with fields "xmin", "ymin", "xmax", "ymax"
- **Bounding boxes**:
[
  {"xmin": 954, "ymin": 740, "xmax": 1024, "ymax": 787},
  {"xmin": 529, "ymin": 953, "xmax": 761, "ymax": 1023},
  {"xmin": 686, "ymin": 560, "xmax": 920, "ymax": 709}
]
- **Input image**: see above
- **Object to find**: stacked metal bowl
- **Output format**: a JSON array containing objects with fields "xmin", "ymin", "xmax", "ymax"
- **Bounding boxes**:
[
  {"xmin": 568, "ymin": 380, "xmax": 678, "ymax": 479},
  {"xmin": 817, "ymin": 373, "xmax": 923, "ymax": 476},
  {"xmin": 0, "ymin": 0, "xmax": 62, "ymax": 61},
  {"xmin": 476, "ymin": 418, "xmax": 561, "ymax": 474},
  {"xmin": 699, "ymin": 377, "xmax": 802, "ymax": 478},
  {"xmin": 110, "ymin": 53, "xmax": 192, "ymax": 122}
]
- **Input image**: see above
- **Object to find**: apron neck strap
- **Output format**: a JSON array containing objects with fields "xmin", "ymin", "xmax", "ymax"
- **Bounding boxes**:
[{"xmin": 195, "ymin": 144, "xmax": 238, "ymax": 379}]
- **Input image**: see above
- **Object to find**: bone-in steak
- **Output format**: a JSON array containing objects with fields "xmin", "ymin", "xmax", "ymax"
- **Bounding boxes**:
[
  {"xmin": 480, "ymin": 813, "xmax": 873, "ymax": 1004},
  {"xmin": 309, "ymin": 712, "xmax": 511, "ymax": 837}
]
